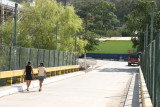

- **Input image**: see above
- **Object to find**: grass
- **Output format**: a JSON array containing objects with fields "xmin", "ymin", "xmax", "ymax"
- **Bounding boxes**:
[{"xmin": 88, "ymin": 40, "xmax": 136, "ymax": 54}]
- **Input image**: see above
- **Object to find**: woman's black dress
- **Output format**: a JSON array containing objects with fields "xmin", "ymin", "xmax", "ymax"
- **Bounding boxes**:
[{"xmin": 25, "ymin": 65, "xmax": 32, "ymax": 80}]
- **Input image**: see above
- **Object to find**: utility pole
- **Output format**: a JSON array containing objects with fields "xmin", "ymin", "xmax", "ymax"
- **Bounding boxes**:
[
  {"xmin": 150, "ymin": 1, "xmax": 154, "ymax": 43},
  {"xmin": 75, "ymin": 32, "xmax": 77, "ymax": 52},
  {"xmin": 55, "ymin": 22, "xmax": 58, "ymax": 51},
  {"xmin": 75, "ymin": 32, "xmax": 77, "ymax": 65},
  {"xmin": 146, "ymin": 24, "xmax": 148, "ymax": 47},
  {"xmin": 14, "ymin": 3, "xmax": 18, "ymax": 70},
  {"xmin": 144, "ymin": 33, "xmax": 146, "ymax": 50},
  {"xmin": 64, "ymin": 0, "xmax": 66, "ymax": 7},
  {"xmin": 14, "ymin": 3, "xmax": 18, "ymax": 47},
  {"xmin": 54, "ymin": 22, "xmax": 58, "ymax": 67}
]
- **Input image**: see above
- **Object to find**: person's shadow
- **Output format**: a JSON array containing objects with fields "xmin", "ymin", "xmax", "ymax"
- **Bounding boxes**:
[{"xmin": 20, "ymin": 90, "xmax": 37, "ymax": 93}]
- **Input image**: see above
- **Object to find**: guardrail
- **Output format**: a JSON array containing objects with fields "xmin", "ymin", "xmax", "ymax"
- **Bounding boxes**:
[
  {"xmin": 0, "ymin": 65, "xmax": 79, "ymax": 86},
  {"xmin": 139, "ymin": 67, "xmax": 153, "ymax": 107},
  {"xmin": 140, "ymin": 35, "xmax": 160, "ymax": 107},
  {"xmin": 0, "ymin": 45, "xmax": 78, "ymax": 72}
]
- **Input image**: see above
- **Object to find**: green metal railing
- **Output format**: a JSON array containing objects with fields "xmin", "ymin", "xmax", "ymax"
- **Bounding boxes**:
[
  {"xmin": 0, "ymin": 45, "xmax": 78, "ymax": 72},
  {"xmin": 140, "ymin": 33, "xmax": 160, "ymax": 107}
]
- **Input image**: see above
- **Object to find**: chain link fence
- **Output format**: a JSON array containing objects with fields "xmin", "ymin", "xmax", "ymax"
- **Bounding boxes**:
[
  {"xmin": 140, "ymin": 34, "xmax": 159, "ymax": 107},
  {"xmin": 0, "ymin": 45, "xmax": 78, "ymax": 72}
]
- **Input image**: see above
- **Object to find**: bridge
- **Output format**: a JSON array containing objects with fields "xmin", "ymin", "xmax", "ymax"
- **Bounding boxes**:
[
  {"xmin": 0, "ymin": 0, "xmax": 157, "ymax": 107},
  {"xmin": 0, "ymin": 60, "xmax": 140, "ymax": 107},
  {"xmin": 0, "ymin": 0, "xmax": 23, "ymax": 25}
]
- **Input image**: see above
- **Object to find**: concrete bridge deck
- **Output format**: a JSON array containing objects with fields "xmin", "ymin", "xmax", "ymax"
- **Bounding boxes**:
[{"xmin": 0, "ymin": 60, "xmax": 140, "ymax": 107}]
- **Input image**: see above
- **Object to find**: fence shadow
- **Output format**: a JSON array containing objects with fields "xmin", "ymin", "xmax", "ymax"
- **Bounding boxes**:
[{"xmin": 131, "ymin": 73, "xmax": 141, "ymax": 107}]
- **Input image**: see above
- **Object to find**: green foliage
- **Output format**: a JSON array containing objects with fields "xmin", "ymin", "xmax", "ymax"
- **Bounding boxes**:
[
  {"xmin": 73, "ymin": 0, "xmax": 119, "ymax": 51},
  {"xmin": 156, "ymin": 0, "xmax": 160, "ymax": 11},
  {"xmin": 84, "ymin": 31, "xmax": 100, "ymax": 51},
  {"xmin": 121, "ymin": 29, "xmax": 130, "ymax": 37},
  {"xmin": 124, "ymin": 0, "xmax": 160, "ymax": 51},
  {"xmin": 0, "ymin": 0, "xmax": 85, "ymax": 54},
  {"xmin": 88, "ymin": 40, "xmax": 136, "ymax": 54},
  {"xmin": 114, "ymin": 0, "xmax": 136, "ymax": 25},
  {"xmin": 106, "ymin": 29, "xmax": 122, "ymax": 37},
  {"xmin": 0, "ymin": 19, "xmax": 14, "ymax": 46},
  {"xmin": 90, "ymin": 0, "xmax": 119, "ymax": 31}
]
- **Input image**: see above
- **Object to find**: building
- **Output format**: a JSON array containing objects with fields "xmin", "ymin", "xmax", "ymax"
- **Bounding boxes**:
[{"xmin": 0, "ymin": 0, "xmax": 22, "ymax": 24}]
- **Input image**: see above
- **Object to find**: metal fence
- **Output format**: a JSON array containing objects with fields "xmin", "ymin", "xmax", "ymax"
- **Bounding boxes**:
[
  {"xmin": 0, "ymin": 45, "xmax": 78, "ymax": 72},
  {"xmin": 86, "ymin": 53, "xmax": 131, "ymax": 61},
  {"xmin": 140, "ymin": 33, "xmax": 160, "ymax": 107}
]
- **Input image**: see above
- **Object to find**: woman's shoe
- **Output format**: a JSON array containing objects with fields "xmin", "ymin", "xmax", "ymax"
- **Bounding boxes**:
[{"xmin": 39, "ymin": 88, "xmax": 42, "ymax": 92}]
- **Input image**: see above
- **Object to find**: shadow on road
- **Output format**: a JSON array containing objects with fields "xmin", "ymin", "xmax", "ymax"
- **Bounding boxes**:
[
  {"xmin": 104, "ymin": 96, "xmax": 122, "ymax": 99},
  {"xmin": 11, "ymin": 86, "xmax": 38, "ymax": 93},
  {"xmin": 20, "ymin": 91, "xmax": 37, "ymax": 93},
  {"xmin": 126, "ymin": 65, "xmax": 139, "ymax": 67},
  {"xmin": 131, "ymin": 73, "xmax": 141, "ymax": 107},
  {"xmin": 97, "ymin": 68, "xmax": 138, "ymax": 74}
]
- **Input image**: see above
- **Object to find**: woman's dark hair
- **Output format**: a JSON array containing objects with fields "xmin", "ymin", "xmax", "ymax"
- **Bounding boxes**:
[
  {"xmin": 28, "ymin": 61, "xmax": 31, "ymax": 65},
  {"xmin": 40, "ymin": 63, "xmax": 44, "ymax": 66}
]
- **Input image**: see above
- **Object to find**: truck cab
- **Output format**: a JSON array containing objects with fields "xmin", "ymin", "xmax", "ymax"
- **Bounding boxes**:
[{"xmin": 128, "ymin": 54, "xmax": 140, "ymax": 66}]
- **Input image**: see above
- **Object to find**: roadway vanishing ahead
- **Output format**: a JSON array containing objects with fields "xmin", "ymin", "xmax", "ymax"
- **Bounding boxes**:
[{"xmin": 0, "ymin": 60, "xmax": 140, "ymax": 107}]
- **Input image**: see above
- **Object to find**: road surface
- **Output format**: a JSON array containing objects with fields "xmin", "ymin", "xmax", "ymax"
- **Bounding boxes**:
[{"xmin": 0, "ymin": 60, "xmax": 139, "ymax": 107}]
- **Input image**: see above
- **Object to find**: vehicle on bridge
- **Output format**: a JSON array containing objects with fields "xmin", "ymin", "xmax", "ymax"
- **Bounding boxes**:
[{"xmin": 128, "ymin": 54, "xmax": 140, "ymax": 66}]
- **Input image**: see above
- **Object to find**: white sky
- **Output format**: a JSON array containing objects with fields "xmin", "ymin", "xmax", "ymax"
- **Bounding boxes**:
[{"xmin": 0, "ymin": 0, "xmax": 22, "ymax": 8}]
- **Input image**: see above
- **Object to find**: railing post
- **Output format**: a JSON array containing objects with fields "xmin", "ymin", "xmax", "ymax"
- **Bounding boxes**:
[
  {"xmin": 43, "ymin": 49, "xmax": 45, "ymax": 64},
  {"xmin": 62, "ymin": 51, "xmax": 64, "ymax": 66},
  {"xmin": 58, "ymin": 51, "xmax": 59, "ymax": 66},
  {"xmin": 29, "ymin": 48, "xmax": 31, "ymax": 62},
  {"xmin": 19, "ymin": 47, "xmax": 21, "ymax": 69},
  {"xmin": 37, "ymin": 49, "xmax": 39, "ymax": 66},
  {"xmin": 9, "ymin": 46, "xmax": 12, "ymax": 70},
  {"xmin": 48, "ymin": 50, "xmax": 50, "ymax": 67},
  {"xmin": 54, "ymin": 50, "xmax": 57, "ymax": 67},
  {"xmin": 156, "ymin": 32, "xmax": 160, "ymax": 107}
]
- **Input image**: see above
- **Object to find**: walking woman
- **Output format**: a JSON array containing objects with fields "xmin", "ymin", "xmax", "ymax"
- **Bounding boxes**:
[
  {"xmin": 38, "ymin": 63, "xmax": 46, "ymax": 92},
  {"xmin": 23, "ymin": 62, "xmax": 34, "ymax": 91}
]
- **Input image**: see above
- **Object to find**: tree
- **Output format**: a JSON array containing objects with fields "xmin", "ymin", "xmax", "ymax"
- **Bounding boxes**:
[
  {"xmin": 90, "ymin": 0, "xmax": 119, "ymax": 33},
  {"xmin": 113, "ymin": 0, "xmax": 136, "ymax": 26},
  {"xmin": 156, "ymin": 0, "xmax": 160, "ymax": 11},
  {"xmin": 74, "ymin": 0, "xmax": 100, "ymax": 52},
  {"xmin": 0, "ymin": 0, "xmax": 85, "ymax": 54},
  {"xmin": 124, "ymin": 0, "xmax": 160, "ymax": 51},
  {"xmin": 0, "ymin": 19, "xmax": 14, "ymax": 46},
  {"xmin": 74, "ymin": 0, "xmax": 119, "ymax": 51}
]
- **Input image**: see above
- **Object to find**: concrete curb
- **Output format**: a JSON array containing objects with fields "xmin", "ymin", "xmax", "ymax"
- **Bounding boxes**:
[
  {"xmin": 139, "ymin": 67, "xmax": 153, "ymax": 107},
  {"xmin": 0, "ymin": 71, "xmax": 85, "ymax": 97}
]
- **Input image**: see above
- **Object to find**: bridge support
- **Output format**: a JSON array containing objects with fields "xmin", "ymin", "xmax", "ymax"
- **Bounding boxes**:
[
  {"xmin": 51, "ymin": 71, "xmax": 56, "ymax": 76},
  {"xmin": 16, "ymin": 76, "xmax": 24, "ymax": 83},
  {"xmin": 56, "ymin": 71, "xmax": 61, "ymax": 75},
  {"xmin": 47, "ymin": 72, "xmax": 51, "ymax": 77},
  {"xmin": 68, "ymin": 69, "xmax": 71, "ymax": 73},
  {"xmin": 65, "ymin": 70, "xmax": 68, "ymax": 74},
  {"xmin": 6, "ymin": 77, "xmax": 12, "ymax": 86},
  {"xmin": 61, "ymin": 70, "xmax": 65, "ymax": 74},
  {"xmin": 34, "ymin": 74, "xmax": 38, "ymax": 79}
]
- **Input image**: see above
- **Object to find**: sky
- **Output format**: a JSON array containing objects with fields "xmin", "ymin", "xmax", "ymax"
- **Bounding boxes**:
[{"xmin": 0, "ymin": 0, "xmax": 22, "ymax": 8}]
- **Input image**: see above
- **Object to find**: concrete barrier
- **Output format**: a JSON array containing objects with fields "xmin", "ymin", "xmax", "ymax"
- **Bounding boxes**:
[
  {"xmin": 0, "ymin": 65, "xmax": 79, "ymax": 86},
  {"xmin": 139, "ymin": 67, "xmax": 153, "ymax": 107}
]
